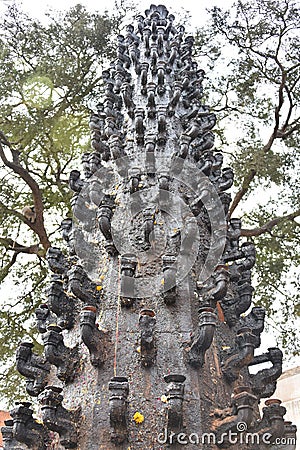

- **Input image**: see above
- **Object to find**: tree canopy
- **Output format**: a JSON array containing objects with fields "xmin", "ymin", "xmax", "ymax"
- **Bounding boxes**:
[{"xmin": 0, "ymin": 0, "xmax": 299, "ymax": 405}]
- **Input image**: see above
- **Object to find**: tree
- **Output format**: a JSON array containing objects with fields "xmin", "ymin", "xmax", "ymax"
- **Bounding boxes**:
[
  {"xmin": 0, "ymin": 3, "xmax": 120, "ymax": 404},
  {"xmin": 194, "ymin": 0, "xmax": 300, "ymax": 354}
]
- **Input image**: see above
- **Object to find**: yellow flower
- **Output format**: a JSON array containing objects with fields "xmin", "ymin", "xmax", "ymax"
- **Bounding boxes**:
[
  {"xmin": 161, "ymin": 395, "xmax": 168, "ymax": 403},
  {"xmin": 96, "ymin": 285, "xmax": 103, "ymax": 291},
  {"xmin": 161, "ymin": 279, "xmax": 164, "ymax": 285},
  {"xmin": 133, "ymin": 412, "xmax": 144, "ymax": 424},
  {"xmin": 35, "ymin": 419, "xmax": 44, "ymax": 425}
]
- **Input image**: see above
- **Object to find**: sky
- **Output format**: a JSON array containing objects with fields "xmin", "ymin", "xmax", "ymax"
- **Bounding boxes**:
[{"xmin": 0, "ymin": 0, "xmax": 234, "ymax": 29}]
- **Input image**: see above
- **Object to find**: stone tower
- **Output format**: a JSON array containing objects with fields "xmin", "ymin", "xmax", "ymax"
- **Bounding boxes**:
[{"xmin": 3, "ymin": 4, "xmax": 297, "ymax": 450}]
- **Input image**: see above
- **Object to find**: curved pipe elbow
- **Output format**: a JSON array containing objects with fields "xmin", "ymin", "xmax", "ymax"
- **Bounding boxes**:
[
  {"xmin": 214, "ymin": 389, "xmax": 257, "ymax": 447},
  {"xmin": 244, "ymin": 256, "xmax": 256, "ymax": 271},
  {"xmin": 40, "ymin": 405, "xmax": 58, "ymax": 431},
  {"xmin": 215, "ymin": 408, "xmax": 253, "ymax": 440},
  {"xmin": 144, "ymin": 220, "xmax": 154, "ymax": 243},
  {"xmin": 237, "ymin": 404, "xmax": 254, "ymax": 427},
  {"xmin": 213, "ymin": 280, "xmax": 228, "ymax": 301},
  {"xmin": 13, "ymin": 421, "xmax": 41, "ymax": 448},
  {"xmin": 16, "ymin": 358, "xmax": 33, "ymax": 380},
  {"xmin": 201, "ymin": 324, "xmax": 216, "ymax": 353},
  {"xmin": 68, "ymin": 279, "xmax": 91, "ymax": 304},
  {"xmin": 130, "ymin": 177, "xmax": 140, "ymax": 193},
  {"xmin": 13, "ymin": 422, "xmax": 28, "ymax": 445},
  {"xmin": 211, "ymin": 268, "xmax": 229, "ymax": 302},
  {"xmin": 236, "ymin": 285, "xmax": 254, "ymax": 316},
  {"xmin": 139, "ymin": 310, "xmax": 156, "ymax": 366},
  {"xmin": 43, "ymin": 408, "xmax": 77, "ymax": 445},
  {"xmin": 80, "ymin": 308, "xmax": 104, "ymax": 367},
  {"xmin": 44, "ymin": 344, "xmax": 64, "ymax": 368},
  {"xmin": 269, "ymin": 363, "xmax": 283, "ymax": 383},
  {"xmin": 81, "ymin": 323, "xmax": 97, "ymax": 352},
  {"xmin": 222, "ymin": 329, "xmax": 255, "ymax": 382},
  {"xmin": 108, "ymin": 377, "xmax": 129, "ymax": 444},
  {"xmin": 157, "ymin": 69, "xmax": 165, "ymax": 86},
  {"xmin": 219, "ymin": 180, "xmax": 233, "ymax": 191},
  {"xmin": 54, "ymin": 414, "xmax": 75, "ymax": 435},
  {"xmin": 167, "ymin": 398, "xmax": 183, "ymax": 430},
  {"xmin": 159, "ymin": 178, "xmax": 169, "ymax": 191},
  {"xmin": 269, "ymin": 418, "xmax": 285, "ymax": 441},
  {"xmin": 164, "ymin": 375, "xmax": 186, "ymax": 434},
  {"xmin": 99, "ymin": 216, "xmax": 112, "ymax": 241},
  {"xmin": 189, "ymin": 308, "xmax": 217, "ymax": 367},
  {"xmin": 141, "ymin": 70, "xmax": 148, "ymax": 86},
  {"xmin": 215, "ymin": 407, "xmax": 254, "ymax": 448},
  {"xmin": 240, "ymin": 342, "xmax": 255, "ymax": 366},
  {"xmin": 258, "ymin": 400, "xmax": 286, "ymax": 442},
  {"xmin": 16, "ymin": 359, "xmax": 48, "ymax": 396},
  {"xmin": 168, "ymin": 49, "xmax": 177, "ymax": 65},
  {"xmin": 81, "ymin": 324, "xmax": 103, "ymax": 367},
  {"xmin": 196, "ymin": 323, "xmax": 216, "ymax": 353},
  {"xmin": 135, "ymin": 118, "xmax": 144, "ymax": 135},
  {"xmin": 148, "ymin": 91, "xmax": 156, "ymax": 108}
]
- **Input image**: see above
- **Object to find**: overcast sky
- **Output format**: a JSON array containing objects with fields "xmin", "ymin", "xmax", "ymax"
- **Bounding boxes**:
[{"xmin": 0, "ymin": 0, "xmax": 234, "ymax": 29}]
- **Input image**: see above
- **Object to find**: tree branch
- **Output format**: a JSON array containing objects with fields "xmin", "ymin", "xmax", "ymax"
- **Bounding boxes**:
[
  {"xmin": 280, "ymin": 83, "xmax": 294, "ymax": 132},
  {"xmin": 241, "ymin": 209, "xmax": 300, "ymax": 237},
  {"xmin": 262, "ymin": 65, "xmax": 286, "ymax": 153},
  {"xmin": 0, "ymin": 237, "xmax": 40, "ymax": 255},
  {"xmin": 228, "ymin": 169, "xmax": 256, "ymax": 217},
  {"xmin": 0, "ymin": 252, "xmax": 18, "ymax": 283},
  {"xmin": 280, "ymin": 121, "xmax": 300, "ymax": 139},
  {"xmin": 0, "ymin": 133, "xmax": 50, "ymax": 251}
]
